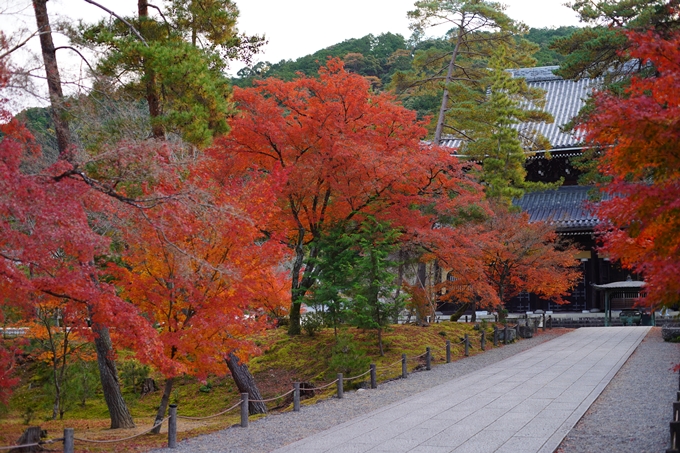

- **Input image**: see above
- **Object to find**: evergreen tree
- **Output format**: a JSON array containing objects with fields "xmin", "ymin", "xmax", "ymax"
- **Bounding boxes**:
[
  {"xmin": 396, "ymin": 0, "xmax": 538, "ymax": 144},
  {"xmin": 457, "ymin": 47, "xmax": 553, "ymax": 201},
  {"xmin": 551, "ymin": 0, "xmax": 679, "ymax": 80},
  {"xmin": 74, "ymin": 0, "xmax": 264, "ymax": 147},
  {"xmin": 311, "ymin": 219, "xmax": 403, "ymax": 356}
]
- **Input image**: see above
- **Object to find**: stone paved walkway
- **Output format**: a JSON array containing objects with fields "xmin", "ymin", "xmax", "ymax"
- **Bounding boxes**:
[{"xmin": 272, "ymin": 326, "xmax": 650, "ymax": 453}]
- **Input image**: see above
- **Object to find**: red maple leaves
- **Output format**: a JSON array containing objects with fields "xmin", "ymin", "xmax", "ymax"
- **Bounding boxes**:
[{"xmin": 586, "ymin": 31, "xmax": 680, "ymax": 307}]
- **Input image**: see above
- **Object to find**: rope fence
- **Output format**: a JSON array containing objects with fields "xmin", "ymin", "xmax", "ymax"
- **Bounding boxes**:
[
  {"xmin": 2, "ymin": 323, "xmax": 530, "ymax": 452},
  {"xmin": 176, "ymin": 401, "xmax": 242, "ymax": 420},
  {"xmin": 250, "ymin": 388, "xmax": 295, "ymax": 403},
  {"xmin": 0, "ymin": 441, "xmax": 40, "ymax": 451},
  {"xmin": 304, "ymin": 379, "xmax": 339, "ymax": 392},
  {"xmin": 665, "ymin": 373, "xmax": 680, "ymax": 452},
  {"xmin": 343, "ymin": 369, "xmax": 371, "ymax": 381},
  {"xmin": 73, "ymin": 417, "xmax": 169, "ymax": 443}
]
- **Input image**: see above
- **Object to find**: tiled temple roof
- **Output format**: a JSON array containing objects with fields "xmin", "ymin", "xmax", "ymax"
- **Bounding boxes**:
[
  {"xmin": 513, "ymin": 185, "xmax": 608, "ymax": 232},
  {"xmin": 439, "ymin": 66, "xmax": 602, "ymax": 151}
]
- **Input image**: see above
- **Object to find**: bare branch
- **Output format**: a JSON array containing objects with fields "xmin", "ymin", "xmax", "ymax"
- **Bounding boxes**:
[
  {"xmin": 0, "ymin": 28, "xmax": 40, "ymax": 60},
  {"xmin": 53, "ymin": 46, "xmax": 94, "ymax": 72},
  {"xmin": 82, "ymin": 0, "xmax": 148, "ymax": 46},
  {"xmin": 146, "ymin": 3, "xmax": 172, "ymax": 33}
]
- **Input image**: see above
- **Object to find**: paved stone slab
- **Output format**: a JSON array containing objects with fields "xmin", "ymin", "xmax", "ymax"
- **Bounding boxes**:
[{"xmin": 272, "ymin": 327, "xmax": 650, "ymax": 453}]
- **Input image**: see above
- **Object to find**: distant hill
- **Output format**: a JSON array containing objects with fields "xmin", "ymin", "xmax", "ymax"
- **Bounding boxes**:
[
  {"xmin": 232, "ymin": 32, "xmax": 410, "ymax": 89},
  {"xmin": 232, "ymin": 27, "xmax": 581, "ymax": 88},
  {"xmin": 527, "ymin": 27, "xmax": 581, "ymax": 66}
]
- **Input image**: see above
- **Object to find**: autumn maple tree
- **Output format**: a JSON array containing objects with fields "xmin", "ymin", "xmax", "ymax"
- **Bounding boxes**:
[
  {"xmin": 466, "ymin": 206, "xmax": 581, "ymax": 309},
  {"xmin": 0, "ymin": 117, "xmax": 175, "ymax": 426},
  {"xmin": 214, "ymin": 59, "xmax": 487, "ymax": 335},
  {"xmin": 584, "ymin": 31, "xmax": 680, "ymax": 307},
  {"xmin": 109, "ymin": 142, "xmax": 288, "ymax": 425}
]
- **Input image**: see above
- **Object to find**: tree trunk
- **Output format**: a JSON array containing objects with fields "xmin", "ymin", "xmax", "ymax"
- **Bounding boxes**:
[
  {"xmin": 226, "ymin": 352, "xmax": 266, "ymax": 415},
  {"xmin": 433, "ymin": 25, "xmax": 464, "ymax": 145},
  {"xmin": 416, "ymin": 262, "xmax": 428, "ymax": 326},
  {"xmin": 32, "ymin": 0, "xmax": 72, "ymax": 156},
  {"xmin": 151, "ymin": 377, "xmax": 173, "ymax": 434},
  {"xmin": 288, "ymin": 227, "xmax": 306, "ymax": 335},
  {"xmin": 92, "ymin": 324, "xmax": 135, "ymax": 429},
  {"xmin": 12, "ymin": 426, "xmax": 41, "ymax": 453},
  {"xmin": 450, "ymin": 302, "xmax": 470, "ymax": 322},
  {"xmin": 288, "ymin": 301, "xmax": 302, "ymax": 336},
  {"xmin": 34, "ymin": 0, "xmax": 135, "ymax": 431},
  {"xmin": 138, "ymin": 0, "xmax": 164, "ymax": 139}
]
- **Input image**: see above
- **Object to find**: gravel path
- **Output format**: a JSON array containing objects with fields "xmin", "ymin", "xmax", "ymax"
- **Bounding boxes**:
[
  {"xmin": 557, "ymin": 327, "xmax": 678, "ymax": 453},
  {"xmin": 152, "ymin": 328, "xmax": 678, "ymax": 453}
]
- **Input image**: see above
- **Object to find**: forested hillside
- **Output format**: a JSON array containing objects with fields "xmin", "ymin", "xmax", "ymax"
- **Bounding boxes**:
[{"xmin": 233, "ymin": 26, "xmax": 579, "ymax": 88}]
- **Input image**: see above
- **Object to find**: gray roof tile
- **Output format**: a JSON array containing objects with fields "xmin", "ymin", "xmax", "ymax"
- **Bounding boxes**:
[
  {"xmin": 439, "ymin": 67, "xmax": 602, "ymax": 151},
  {"xmin": 513, "ymin": 186, "xmax": 608, "ymax": 231}
]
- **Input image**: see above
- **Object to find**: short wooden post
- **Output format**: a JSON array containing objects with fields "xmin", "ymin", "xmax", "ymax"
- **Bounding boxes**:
[
  {"xmin": 542, "ymin": 313, "xmax": 546, "ymax": 332},
  {"xmin": 445, "ymin": 340, "xmax": 451, "ymax": 363},
  {"xmin": 504, "ymin": 326, "xmax": 509, "ymax": 345},
  {"xmin": 481, "ymin": 330, "xmax": 486, "ymax": 351},
  {"xmin": 426, "ymin": 347, "xmax": 431, "ymax": 370},
  {"xmin": 676, "ymin": 390, "xmax": 680, "ymax": 402},
  {"xmin": 674, "ymin": 401, "xmax": 680, "ymax": 422},
  {"xmin": 370, "ymin": 364, "xmax": 377, "ymax": 389},
  {"xmin": 670, "ymin": 421, "xmax": 680, "ymax": 451},
  {"xmin": 293, "ymin": 382, "xmax": 300, "ymax": 411},
  {"xmin": 168, "ymin": 404, "xmax": 177, "ymax": 448},
  {"xmin": 493, "ymin": 326, "xmax": 498, "ymax": 347},
  {"xmin": 337, "ymin": 373, "xmax": 344, "ymax": 399},
  {"xmin": 63, "ymin": 428, "xmax": 74, "ymax": 453},
  {"xmin": 240, "ymin": 393, "xmax": 249, "ymax": 428},
  {"xmin": 464, "ymin": 334, "xmax": 469, "ymax": 357},
  {"xmin": 402, "ymin": 353, "xmax": 407, "ymax": 378}
]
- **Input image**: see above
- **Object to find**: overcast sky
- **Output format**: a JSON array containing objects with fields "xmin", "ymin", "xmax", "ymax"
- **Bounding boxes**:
[
  {"xmin": 1, "ymin": 0, "xmax": 582, "ymax": 108},
  {"xmin": 235, "ymin": 0, "xmax": 581, "ymax": 71}
]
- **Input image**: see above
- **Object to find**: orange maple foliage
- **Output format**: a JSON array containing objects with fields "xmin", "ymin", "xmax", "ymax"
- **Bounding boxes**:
[
  {"xmin": 585, "ymin": 31, "xmax": 680, "ymax": 307},
  {"xmin": 110, "ymin": 145, "xmax": 289, "ymax": 379},
  {"xmin": 454, "ymin": 206, "xmax": 582, "ymax": 309},
  {"xmin": 211, "ymin": 59, "xmax": 488, "ymax": 333}
]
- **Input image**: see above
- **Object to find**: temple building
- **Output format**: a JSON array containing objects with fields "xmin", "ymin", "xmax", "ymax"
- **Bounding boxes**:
[{"xmin": 442, "ymin": 66, "xmax": 641, "ymax": 313}]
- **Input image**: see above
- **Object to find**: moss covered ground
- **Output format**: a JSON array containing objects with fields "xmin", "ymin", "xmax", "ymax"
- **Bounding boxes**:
[{"xmin": 0, "ymin": 321, "xmax": 507, "ymax": 452}]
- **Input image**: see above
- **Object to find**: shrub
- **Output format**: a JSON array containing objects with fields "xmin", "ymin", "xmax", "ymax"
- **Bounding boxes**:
[
  {"xmin": 327, "ymin": 334, "xmax": 370, "ymax": 386},
  {"xmin": 119, "ymin": 359, "xmax": 151, "ymax": 394},
  {"xmin": 301, "ymin": 312, "xmax": 324, "ymax": 337}
]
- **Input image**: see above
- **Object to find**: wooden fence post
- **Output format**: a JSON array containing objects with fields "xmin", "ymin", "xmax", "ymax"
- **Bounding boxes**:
[
  {"xmin": 293, "ymin": 382, "xmax": 300, "ymax": 412},
  {"xmin": 337, "ymin": 373, "xmax": 344, "ymax": 399},
  {"xmin": 402, "ymin": 353, "xmax": 407, "ymax": 378},
  {"xmin": 426, "ymin": 347, "xmax": 431, "ymax": 370},
  {"xmin": 542, "ymin": 313, "xmax": 546, "ymax": 332},
  {"xmin": 168, "ymin": 404, "xmax": 177, "ymax": 448},
  {"xmin": 493, "ymin": 326, "xmax": 498, "ymax": 347},
  {"xmin": 670, "ymin": 421, "xmax": 680, "ymax": 452},
  {"xmin": 240, "ymin": 393, "xmax": 249, "ymax": 428},
  {"xmin": 370, "ymin": 364, "xmax": 377, "ymax": 389},
  {"xmin": 481, "ymin": 331, "xmax": 486, "ymax": 351},
  {"xmin": 464, "ymin": 335, "xmax": 469, "ymax": 357},
  {"xmin": 504, "ymin": 326, "xmax": 509, "ymax": 345},
  {"xmin": 446, "ymin": 340, "xmax": 451, "ymax": 363},
  {"xmin": 63, "ymin": 428, "xmax": 74, "ymax": 453}
]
